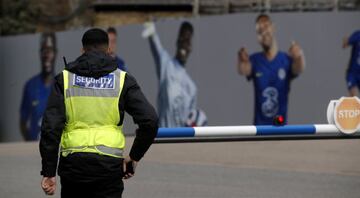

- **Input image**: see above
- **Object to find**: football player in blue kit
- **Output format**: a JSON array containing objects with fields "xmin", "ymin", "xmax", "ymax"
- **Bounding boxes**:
[
  {"xmin": 20, "ymin": 32, "xmax": 57, "ymax": 141},
  {"xmin": 343, "ymin": 30, "xmax": 360, "ymax": 96},
  {"xmin": 237, "ymin": 14, "xmax": 305, "ymax": 125}
]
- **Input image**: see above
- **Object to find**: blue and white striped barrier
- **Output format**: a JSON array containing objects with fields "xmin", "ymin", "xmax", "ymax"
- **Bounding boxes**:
[{"xmin": 156, "ymin": 124, "xmax": 360, "ymax": 138}]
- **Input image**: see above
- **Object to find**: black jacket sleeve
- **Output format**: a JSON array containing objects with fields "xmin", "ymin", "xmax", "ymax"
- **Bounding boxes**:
[
  {"xmin": 39, "ymin": 74, "xmax": 66, "ymax": 177},
  {"xmin": 121, "ymin": 74, "xmax": 158, "ymax": 161}
]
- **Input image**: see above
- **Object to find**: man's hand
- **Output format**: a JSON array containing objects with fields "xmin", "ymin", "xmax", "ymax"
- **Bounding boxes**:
[
  {"xmin": 238, "ymin": 47, "xmax": 250, "ymax": 63},
  {"xmin": 289, "ymin": 41, "xmax": 305, "ymax": 75},
  {"xmin": 41, "ymin": 177, "xmax": 56, "ymax": 196},
  {"xmin": 123, "ymin": 156, "xmax": 138, "ymax": 180},
  {"xmin": 237, "ymin": 47, "xmax": 252, "ymax": 76},
  {"xmin": 142, "ymin": 22, "xmax": 156, "ymax": 38},
  {"xmin": 288, "ymin": 41, "xmax": 303, "ymax": 59}
]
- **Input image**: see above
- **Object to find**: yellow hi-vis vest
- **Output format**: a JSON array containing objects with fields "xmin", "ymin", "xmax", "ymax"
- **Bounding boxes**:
[{"xmin": 60, "ymin": 69, "xmax": 126, "ymax": 158}]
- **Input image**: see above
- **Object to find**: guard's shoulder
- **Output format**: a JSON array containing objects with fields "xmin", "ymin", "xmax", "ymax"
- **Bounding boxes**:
[
  {"xmin": 123, "ymin": 72, "xmax": 136, "ymax": 82},
  {"xmin": 123, "ymin": 72, "xmax": 139, "ymax": 88}
]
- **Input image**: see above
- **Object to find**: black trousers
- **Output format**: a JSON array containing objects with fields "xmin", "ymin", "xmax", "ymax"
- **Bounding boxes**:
[{"xmin": 60, "ymin": 176, "xmax": 124, "ymax": 198}]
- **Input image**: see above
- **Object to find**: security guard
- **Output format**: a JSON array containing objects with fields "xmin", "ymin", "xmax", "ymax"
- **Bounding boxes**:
[{"xmin": 39, "ymin": 28, "xmax": 158, "ymax": 198}]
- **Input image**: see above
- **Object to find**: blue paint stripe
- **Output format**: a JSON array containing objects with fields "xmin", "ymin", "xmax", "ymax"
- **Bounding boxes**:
[
  {"xmin": 256, "ymin": 125, "xmax": 316, "ymax": 135},
  {"xmin": 157, "ymin": 127, "xmax": 195, "ymax": 138}
]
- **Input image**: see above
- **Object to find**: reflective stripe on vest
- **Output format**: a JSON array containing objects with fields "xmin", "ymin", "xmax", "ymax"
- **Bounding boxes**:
[{"xmin": 60, "ymin": 69, "xmax": 126, "ymax": 158}]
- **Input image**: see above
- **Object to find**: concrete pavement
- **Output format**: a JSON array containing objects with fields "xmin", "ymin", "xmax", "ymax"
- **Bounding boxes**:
[{"xmin": 0, "ymin": 138, "xmax": 359, "ymax": 198}]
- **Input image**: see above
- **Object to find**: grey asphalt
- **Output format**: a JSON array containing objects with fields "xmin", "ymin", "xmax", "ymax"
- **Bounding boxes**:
[{"xmin": 0, "ymin": 138, "xmax": 359, "ymax": 198}]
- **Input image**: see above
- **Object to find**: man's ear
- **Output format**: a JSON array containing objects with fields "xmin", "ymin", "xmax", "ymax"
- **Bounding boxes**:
[{"xmin": 81, "ymin": 48, "xmax": 85, "ymax": 54}]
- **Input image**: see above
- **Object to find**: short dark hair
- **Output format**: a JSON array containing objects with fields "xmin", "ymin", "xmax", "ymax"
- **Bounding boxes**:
[
  {"xmin": 82, "ymin": 28, "xmax": 109, "ymax": 52},
  {"xmin": 179, "ymin": 21, "xmax": 193, "ymax": 35},
  {"xmin": 107, "ymin": 27, "xmax": 117, "ymax": 35},
  {"xmin": 255, "ymin": 13, "xmax": 271, "ymax": 24}
]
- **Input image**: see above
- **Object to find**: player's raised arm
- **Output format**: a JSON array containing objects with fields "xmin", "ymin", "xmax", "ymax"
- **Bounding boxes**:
[
  {"xmin": 142, "ymin": 22, "xmax": 165, "ymax": 79},
  {"xmin": 289, "ymin": 41, "xmax": 305, "ymax": 76},
  {"xmin": 237, "ymin": 47, "xmax": 252, "ymax": 76}
]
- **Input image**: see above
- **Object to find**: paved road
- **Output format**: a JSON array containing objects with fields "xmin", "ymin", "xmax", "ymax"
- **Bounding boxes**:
[{"xmin": 0, "ymin": 138, "xmax": 359, "ymax": 198}]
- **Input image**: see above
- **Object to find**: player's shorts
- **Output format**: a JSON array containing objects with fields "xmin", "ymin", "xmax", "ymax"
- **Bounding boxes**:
[{"xmin": 346, "ymin": 72, "xmax": 360, "ymax": 90}]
